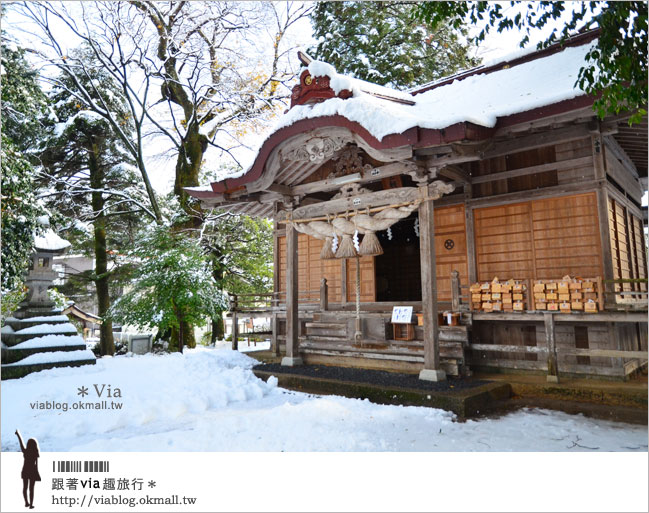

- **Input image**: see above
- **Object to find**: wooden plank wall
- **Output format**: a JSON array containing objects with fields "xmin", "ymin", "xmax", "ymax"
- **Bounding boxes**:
[
  {"xmin": 608, "ymin": 198, "xmax": 648, "ymax": 296},
  {"xmin": 346, "ymin": 256, "xmax": 376, "ymax": 303},
  {"xmin": 277, "ymin": 234, "xmax": 343, "ymax": 301},
  {"xmin": 531, "ymin": 193, "xmax": 602, "ymax": 279},
  {"xmin": 555, "ymin": 138, "xmax": 594, "ymax": 184},
  {"xmin": 471, "ymin": 322, "xmax": 621, "ymax": 371},
  {"xmin": 435, "ymin": 204, "xmax": 468, "ymax": 300},
  {"xmin": 474, "ymin": 202, "xmax": 535, "ymax": 280},
  {"xmin": 474, "ymin": 192, "xmax": 602, "ymax": 281}
]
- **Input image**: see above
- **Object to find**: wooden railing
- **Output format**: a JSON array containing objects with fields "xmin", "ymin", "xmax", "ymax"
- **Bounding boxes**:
[{"xmin": 603, "ymin": 278, "xmax": 648, "ymax": 310}]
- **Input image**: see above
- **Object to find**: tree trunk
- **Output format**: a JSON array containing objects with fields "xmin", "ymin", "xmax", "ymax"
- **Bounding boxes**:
[
  {"xmin": 89, "ymin": 146, "xmax": 115, "ymax": 356},
  {"xmin": 174, "ymin": 125, "xmax": 206, "ymax": 231},
  {"xmin": 211, "ymin": 315, "xmax": 225, "ymax": 345}
]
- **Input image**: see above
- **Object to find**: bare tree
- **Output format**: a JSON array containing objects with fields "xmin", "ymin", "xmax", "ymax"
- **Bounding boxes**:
[
  {"xmin": 15, "ymin": 1, "xmax": 312, "ymax": 228},
  {"xmin": 13, "ymin": 0, "xmax": 312, "ymax": 349}
]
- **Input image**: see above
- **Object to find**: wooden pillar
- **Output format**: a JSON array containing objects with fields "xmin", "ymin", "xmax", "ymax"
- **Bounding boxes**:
[
  {"xmin": 544, "ymin": 312, "xmax": 559, "ymax": 383},
  {"xmin": 596, "ymin": 187, "xmax": 615, "ymax": 282},
  {"xmin": 271, "ymin": 313, "xmax": 279, "ymax": 356},
  {"xmin": 450, "ymin": 270, "xmax": 461, "ymax": 312},
  {"xmin": 464, "ymin": 184, "xmax": 478, "ymax": 284},
  {"xmin": 232, "ymin": 311, "xmax": 239, "ymax": 351},
  {"xmin": 282, "ymin": 222, "xmax": 302, "ymax": 366},
  {"xmin": 320, "ymin": 278, "xmax": 329, "ymax": 311},
  {"xmin": 341, "ymin": 258, "xmax": 348, "ymax": 304},
  {"xmin": 418, "ymin": 187, "xmax": 445, "ymax": 381}
]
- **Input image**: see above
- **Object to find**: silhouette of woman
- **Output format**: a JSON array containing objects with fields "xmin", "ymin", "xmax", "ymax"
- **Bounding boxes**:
[{"xmin": 15, "ymin": 430, "xmax": 40, "ymax": 509}]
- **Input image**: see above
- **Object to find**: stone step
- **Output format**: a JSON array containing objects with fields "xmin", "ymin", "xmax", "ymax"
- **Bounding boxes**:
[
  {"xmin": 2, "ymin": 343, "xmax": 87, "ymax": 364},
  {"xmin": 1, "ymin": 359, "xmax": 96, "ymax": 380},
  {"xmin": 10, "ymin": 323, "xmax": 78, "ymax": 344},
  {"xmin": 7, "ymin": 315, "xmax": 71, "ymax": 331},
  {"xmin": 12, "ymin": 306, "xmax": 63, "ymax": 320}
]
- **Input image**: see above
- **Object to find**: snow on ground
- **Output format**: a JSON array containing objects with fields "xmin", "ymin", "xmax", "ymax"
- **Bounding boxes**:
[{"xmin": 1, "ymin": 347, "xmax": 646, "ymax": 452}]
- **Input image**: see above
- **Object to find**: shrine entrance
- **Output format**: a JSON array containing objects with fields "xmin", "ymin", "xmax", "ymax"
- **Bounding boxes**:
[{"xmin": 375, "ymin": 212, "xmax": 422, "ymax": 302}]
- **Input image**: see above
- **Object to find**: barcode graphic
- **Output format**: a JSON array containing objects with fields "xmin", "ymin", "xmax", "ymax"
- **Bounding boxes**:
[{"xmin": 53, "ymin": 461, "xmax": 109, "ymax": 472}]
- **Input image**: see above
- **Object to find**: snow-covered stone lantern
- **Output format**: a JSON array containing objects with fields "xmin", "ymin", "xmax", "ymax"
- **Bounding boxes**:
[
  {"xmin": 23, "ymin": 216, "xmax": 71, "ymax": 307},
  {"xmin": 2, "ymin": 217, "xmax": 96, "ymax": 380}
]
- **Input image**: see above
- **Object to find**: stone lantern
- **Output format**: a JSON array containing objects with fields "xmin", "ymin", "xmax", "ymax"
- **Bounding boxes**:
[{"xmin": 21, "ymin": 217, "xmax": 71, "ymax": 308}]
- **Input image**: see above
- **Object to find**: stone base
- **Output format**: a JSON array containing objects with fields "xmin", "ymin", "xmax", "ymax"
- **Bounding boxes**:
[
  {"xmin": 419, "ymin": 368, "xmax": 447, "ymax": 382},
  {"xmin": 281, "ymin": 356, "xmax": 304, "ymax": 367},
  {"xmin": 546, "ymin": 375, "xmax": 560, "ymax": 383}
]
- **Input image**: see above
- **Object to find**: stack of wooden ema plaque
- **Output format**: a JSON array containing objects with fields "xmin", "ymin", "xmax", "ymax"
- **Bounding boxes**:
[
  {"xmin": 470, "ymin": 278, "xmax": 527, "ymax": 312},
  {"xmin": 532, "ymin": 276, "xmax": 601, "ymax": 313}
]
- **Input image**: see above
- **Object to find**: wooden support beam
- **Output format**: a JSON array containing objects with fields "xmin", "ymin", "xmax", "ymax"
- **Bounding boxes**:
[
  {"xmin": 292, "ymin": 161, "xmax": 419, "ymax": 196},
  {"xmin": 483, "ymin": 124, "xmax": 592, "ymax": 160},
  {"xmin": 450, "ymin": 270, "xmax": 461, "ymax": 312},
  {"xmin": 232, "ymin": 309, "xmax": 239, "ymax": 351},
  {"xmin": 278, "ymin": 187, "xmax": 420, "ymax": 221},
  {"xmin": 470, "ymin": 156, "xmax": 592, "ymax": 184},
  {"xmin": 604, "ymin": 135, "xmax": 639, "ymax": 178},
  {"xmin": 438, "ymin": 165, "xmax": 471, "ymax": 183},
  {"xmin": 596, "ymin": 186, "xmax": 616, "ymax": 282},
  {"xmin": 267, "ymin": 183, "xmax": 293, "ymax": 196},
  {"xmin": 341, "ymin": 259, "xmax": 348, "ymax": 303},
  {"xmin": 472, "ymin": 311, "xmax": 647, "ymax": 323},
  {"xmin": 271, "ymin": 313, "xmax": 279, "ymax": 356},
  {"xmin": 281, "ymin": 221, "xmax": 302, "ymax": 366},
  {"xmin": 544, "ymin": 312, "xmax": 559, "ymax": 383},
  {"xmin": 466, "ymin": 180, "xmax": 599, "ymax": 209},
  {"xmin": 418, "ymin": 185, "xmax": 445, "ymax": 381},
  {"xmin": 320, "ymin": 278, "xmax": 329, "ymax": 311}
]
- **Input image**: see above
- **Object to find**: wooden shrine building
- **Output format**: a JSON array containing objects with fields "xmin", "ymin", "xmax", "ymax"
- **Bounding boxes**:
[{"xmin": 188, "ymin": 30, "xmax": 648, "ymax": 382}]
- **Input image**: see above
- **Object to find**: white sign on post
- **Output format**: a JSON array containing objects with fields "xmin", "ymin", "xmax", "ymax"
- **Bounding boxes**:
[{"xmin": 391, "ymin": 306, "xmax": 413, "ymax": 324}]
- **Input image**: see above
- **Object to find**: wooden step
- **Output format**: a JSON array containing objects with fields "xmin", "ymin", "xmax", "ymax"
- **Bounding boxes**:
[{"xmin": 305, "ymin": 322, "xmax": 347, "ymax": 329}]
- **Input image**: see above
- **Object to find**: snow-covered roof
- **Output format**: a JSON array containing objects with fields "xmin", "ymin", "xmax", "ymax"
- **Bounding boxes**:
[
  {"xmin": 189, "ymin": 33, "xmax": 599, "ymax": 197},
  {"xmin": 34, "ymin": 228, "xmax": 72, "ymax": 252},
  {"xmin": 279, "ymin": 40, "xmax": 593, "ymax": 141}
]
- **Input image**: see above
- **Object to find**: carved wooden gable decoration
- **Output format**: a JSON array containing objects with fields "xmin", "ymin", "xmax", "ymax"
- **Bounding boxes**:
[{"xmin": 290, "ymin": 69, "xmax": 353, "ymax": 108}]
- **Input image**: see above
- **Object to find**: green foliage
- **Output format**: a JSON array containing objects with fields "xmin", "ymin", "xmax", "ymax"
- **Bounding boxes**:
[
  {"xmin": 204, "ymin": 214, "xmax": 274, "ymax": 296},
  {"xmin": 0, "ymin": 134, "xmax": 45, "ymax": 291},
  {"xmin": 0, "ymin": 39, "xmax": 49, "ymax": 150},
  {"xmin": 1, "ymin": 36, "xmax": 48, "ymax": 293},
  {"xmin": 309, "ymin": 1, "xmax": 479, "ymax": 89},
  {"xmin": 108, "ymin": 226, "xmax": 229, "ymax": 347},
  {"xmin": 1, "ymin": 286, "xmax": 26, "ymax": 326},
  {"xmin": 415, "ymin": 1, "xmax": 648, "ymax": 124},
  {"xmin": 47, "ymin": 288, "xmax": 68, "ymax": 309}
]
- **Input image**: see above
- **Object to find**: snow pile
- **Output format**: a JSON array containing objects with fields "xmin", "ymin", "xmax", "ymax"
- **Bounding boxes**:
[
  {"xmin": 33, "ymin": 229, "xmax": 71, "ymax": 251},
  {"xmin": 2, "ymin": 347, "xmax": 647, "ymax": 452},
  {"xmin": 9, "ymin": 334, "xmax": 86, "ymax": 350},
  {"xmin": 1, "ymin": 348, "xmax": 279, "ymax": 451},
  {"xmin": 15, "ymin": 323, "xmax": 77, "ymax": 335}
]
